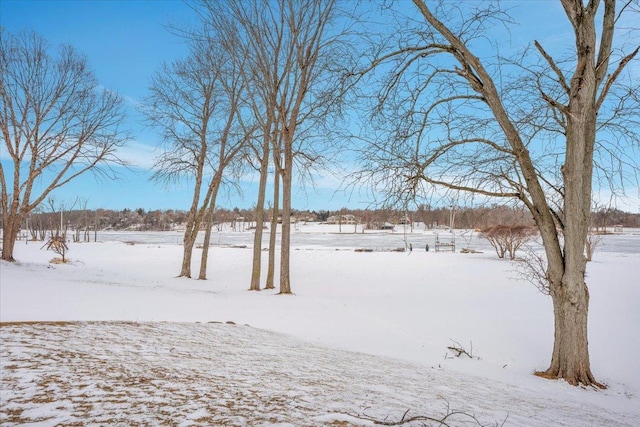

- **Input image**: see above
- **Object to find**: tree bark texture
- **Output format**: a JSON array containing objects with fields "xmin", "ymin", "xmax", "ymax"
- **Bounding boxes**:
[
  {"xmin": 180, "ymin": 206, "xmax": 203, "ymax": 278},
  {"xmin": 265, "ymin": 169, "xmax": 280, "ymax": 289},
  {"xmin": 541, "ymin": 277, "xmax": 598, "ymax": 386},
  {"xmin": 279, "ymin": 138, "xmax": 293, "ymax": 295},
  {"xmin": 1, "ymin": 215, "xmax": 20, "ymax": 262},
  {"xmin": 198, "ymin": 183, "xmax": 220, "ymax": 280},
  {"xmin": 180, "ymin": 227, "xmax": 197, "ymax": 279}
]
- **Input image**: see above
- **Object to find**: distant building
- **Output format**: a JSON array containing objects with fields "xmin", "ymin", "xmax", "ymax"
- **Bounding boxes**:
[
  {"xmin": 277, "ymin": 216, "xmax": 298, "ymax": 224},
  {"xmin": 326, "ymin": 214, "xmax": 358, "ymax": 225},
  {"xmin": 397, "ymin": 216, "xmax": 411, "ymax": 225}
]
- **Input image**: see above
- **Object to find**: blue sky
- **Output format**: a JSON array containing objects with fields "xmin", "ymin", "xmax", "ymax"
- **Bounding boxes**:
[
  {"xmin": 1, "ymin": 0, "xmax": 196, "ymax": 211},
  {"xmin": 1, "ymin": 0, "xmax": 639, "ymax": 213},
  {"xmin": 1, "ymin": 0, "xmax": 354, "ymax": 211}
]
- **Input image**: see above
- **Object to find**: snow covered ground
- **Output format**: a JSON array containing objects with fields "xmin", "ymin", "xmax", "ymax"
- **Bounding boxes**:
[{"xmin": 1, "ymin": 225, "xmax": 639, "ymax": 425}]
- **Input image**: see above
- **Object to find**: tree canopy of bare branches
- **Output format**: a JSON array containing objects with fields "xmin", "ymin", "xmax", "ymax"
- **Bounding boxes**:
[
  {"xmin": 0, "ymin": 30, "xmax": 128, "ymax": 261},
  {"xmin": 351, "ymin": 0, "xmax": 639, "ymax": 386},
  {"xmin": 143, "ymin": 35, "xmax": 248, "ymax": 279},
  {"xmin": 195, "ymin": 0, "xmax": 350, "ymax": 293}
]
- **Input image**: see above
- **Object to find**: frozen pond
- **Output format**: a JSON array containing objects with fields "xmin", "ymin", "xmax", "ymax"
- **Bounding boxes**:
[{"xmin": 93, "ymin": 224, "xmax": 640, "ymax": 255}]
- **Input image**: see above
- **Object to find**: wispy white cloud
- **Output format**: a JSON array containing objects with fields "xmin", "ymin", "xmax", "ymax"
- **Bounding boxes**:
[
  {"xmin": 116, "ymin": 140, "xmax": 159, "ymax": 170},
  {"xmin": 0, "ymin": 138, "xmax": 157, "ymax": 172}
]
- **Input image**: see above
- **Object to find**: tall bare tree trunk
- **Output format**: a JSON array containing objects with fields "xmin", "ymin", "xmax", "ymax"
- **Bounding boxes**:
[
  {"xmin": 207, "ymin": 0, "xmax": 338, "ymax": 294},
  {"xmin": 198, "ymin": 221, "xmax": 212, "ymax": 281},
  {"xmin": 279, "ymin": 138, "xmax": 293, "ymax": 294},
  {"xmin": 539, "ymin": 34, "xmax": 599, "ymax": 384},
  {"xmin": 2, "ymin": 187, "xmax": 20, "ymax": 260},
  {"xmin": 265, "ymin": 169, "xmax": 280, "ymax": 289},
  {"xmin": 249, "ymin": 138, "xmax": 270, "ymax": 291}
]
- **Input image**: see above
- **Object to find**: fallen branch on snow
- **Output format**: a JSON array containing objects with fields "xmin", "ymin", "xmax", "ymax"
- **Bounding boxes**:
[
  {"xmin": 445, "ymin": 339, "xmax": 481, "ymax": 360},
  {"xmin": 337, "ymin": 400, "xmax": 507, "ymax": 426}
]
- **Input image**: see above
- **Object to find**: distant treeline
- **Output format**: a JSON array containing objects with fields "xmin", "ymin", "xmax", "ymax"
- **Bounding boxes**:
[{"xmin": 15, "ymin": 205, "xmax": 640, "ymax": 234}]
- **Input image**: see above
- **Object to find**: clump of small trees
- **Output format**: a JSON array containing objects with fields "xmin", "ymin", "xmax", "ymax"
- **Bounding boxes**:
[{"xmin": 480, "ymin": 225, "xmax": 538, "ymax": 260}]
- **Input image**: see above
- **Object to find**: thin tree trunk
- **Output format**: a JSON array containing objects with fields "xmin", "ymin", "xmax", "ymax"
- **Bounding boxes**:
[
  {"xmin": 198, "ymin": 183, "xmax": 220, "ymax": 280},
  {"xmin": 265, "ymin": 169, "xmax": 280, "ymax": 289},
  {"xmin": 279, "ymin": 141, "xmax": 293, "ymax": 294},
  {"xmin": 179, "ymin": 193, "xmax": 203, "ymax": 278},
  {"xmin": 180, "ymin": 225, "xmax": 198, "ymax": 278},
  {"xmin": 179, "ymin": 179, "xmax": 215, "ymax": 278},
  {"xmin": 198, "ymin": 223, "xmax": 213, "ymax": 280},
  {"xmin": 249, "ymin": 138, "xmax": 270, "ymax": 291},
  {"xmin": 180, "ymin": 203, "xmax": 211, "ymax": 278}
]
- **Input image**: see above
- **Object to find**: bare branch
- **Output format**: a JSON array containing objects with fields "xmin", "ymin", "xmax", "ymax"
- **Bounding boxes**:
[
  {"xmin": 596, "ymin": 45, "xmax": 640, "ymax": 109},
  {"xmin": 534, "ymin": 40, "xmax": 571, "ymax": 95}
]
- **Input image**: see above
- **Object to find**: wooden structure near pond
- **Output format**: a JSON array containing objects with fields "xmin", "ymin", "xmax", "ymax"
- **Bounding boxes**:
[{"xmin": 434, "ymin": 233, "xmax": 455, "ymax": 252}]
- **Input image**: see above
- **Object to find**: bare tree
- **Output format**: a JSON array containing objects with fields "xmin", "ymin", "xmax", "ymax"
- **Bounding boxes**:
[
  {"xmin": 145, "ymin": 48, "xmax": 217, "ymax": 278},
  {"xmin": 192, "ymin": 0, "xmax": 279, "ymax": 290},
  {"xmin": 198, "ymin": 0, "xmax": 349, "ymax": 294},
  {"xmin": 275, "ymin": 0, "xmax": 343, "ymax": 294},
  {"xmin": 43, "ymin": 234, "xmax": 69, "ymax": 263},
  {"xmin": 144, "ymin": 35, "xmax": 246, "ymax": 279},
  {"xmin": 197, "ymin": 47, "xmax": 248, "ymax": 280},
  {"xmin": 0, "ymin": 30, "xmax": 128, "ymax": 261},
  {"xmin": 353, "ymin": 0, "xmax": 639, "ymax": 386}
]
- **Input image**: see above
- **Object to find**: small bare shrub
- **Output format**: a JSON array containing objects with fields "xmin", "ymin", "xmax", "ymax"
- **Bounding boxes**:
[
  {"xmin": 42, "ymin": 236, "xmax": 69, "ymax": 263},
  {"xmin": 480, "ymin": 225, "xmax": 538, "ymax": 260}
]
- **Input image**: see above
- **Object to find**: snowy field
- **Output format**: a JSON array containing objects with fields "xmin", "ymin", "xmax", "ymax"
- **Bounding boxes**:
[{"xmin": 1, "ymin": 225, "xmax": 639, "ymax": 425}]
